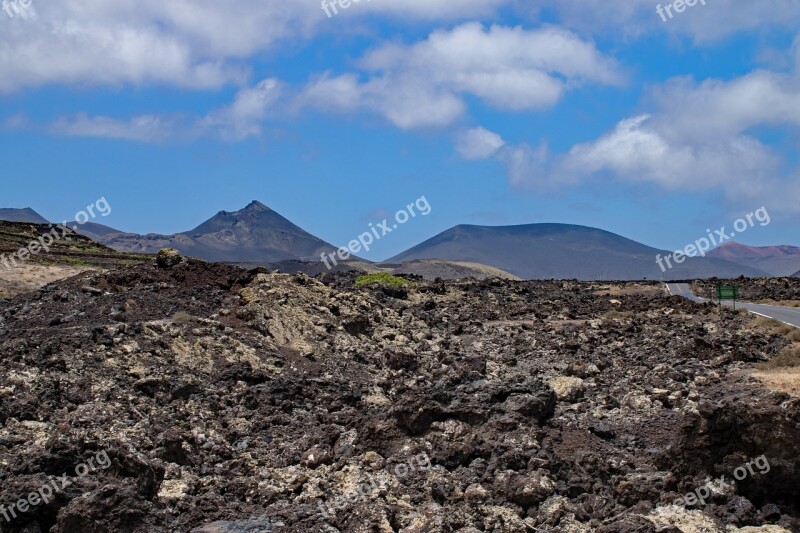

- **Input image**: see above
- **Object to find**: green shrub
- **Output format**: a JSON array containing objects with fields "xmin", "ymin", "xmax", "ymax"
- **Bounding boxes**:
[{"xmin": 355, "ymin": 273, "xmax": 412, "ymax": 289}]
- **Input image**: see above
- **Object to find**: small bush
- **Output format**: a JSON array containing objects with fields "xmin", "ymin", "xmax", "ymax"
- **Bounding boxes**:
[
  {"xmin": 758, "ymin": 344, "xmax": 800, "ymax": 370},
  {"xmin": 355, "ymin": 273, "xmax": 412, "ymax": 289}
]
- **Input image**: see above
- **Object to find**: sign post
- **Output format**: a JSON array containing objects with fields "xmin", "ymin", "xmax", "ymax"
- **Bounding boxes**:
[{"xmin": 716, "ymin": 284, "xmax": 738, "ymax": 310}]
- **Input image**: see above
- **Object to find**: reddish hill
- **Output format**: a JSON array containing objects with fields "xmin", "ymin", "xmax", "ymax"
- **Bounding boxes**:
[{"xmin": 708, "ymin": 242, "xmax": 800, "ymax": 276}]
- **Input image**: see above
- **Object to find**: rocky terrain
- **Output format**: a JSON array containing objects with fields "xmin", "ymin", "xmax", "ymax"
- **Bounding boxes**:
[
  {"xmin": 249, "ymin": 259, "xmax": 519, "ymax": 281},
  {"xmin": 693, "ymin": 278, "xmax": 800, "ymax": 304},
  {"xmin": 0, "ymin": 256, "xmax": 798, "ymax": 532}
]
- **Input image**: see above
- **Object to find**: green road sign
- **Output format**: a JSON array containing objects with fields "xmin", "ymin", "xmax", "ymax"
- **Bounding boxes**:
[{"xmin": 716, "ymin": 284, "xmax": 738, "ymax": 310}]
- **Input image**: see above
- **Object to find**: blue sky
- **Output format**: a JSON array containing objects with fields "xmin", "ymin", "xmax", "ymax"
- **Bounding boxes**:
[{"xmin": 1, "ymin": 0, "xmax": 799, "ymax": 260}]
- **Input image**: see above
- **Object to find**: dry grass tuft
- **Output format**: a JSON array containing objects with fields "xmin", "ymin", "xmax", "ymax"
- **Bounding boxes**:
[
  {"xmin": 757, "ymin": 300, "xmax": 800, "ymax": 308},
  {"xmin": 171, "ymin": 311, "xmax": 193, "ymax": 324},
  {"xmin": 594, "ymin": 284, "xmax": 664, "ymax": 297},
  {"xmin": 602, "ymin": 310, "xmax": 634, "ymax": 320},
  {"xmin": 753, "ymin": 316, "xmax": 796, "ymax": 337},
  {"xmin": 758, "ymin": 345, "xmax": 800, "ymax": 370}
]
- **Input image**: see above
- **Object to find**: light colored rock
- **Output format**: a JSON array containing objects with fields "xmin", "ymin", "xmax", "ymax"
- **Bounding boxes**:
[
  {"xmin": 727, "ymin": 526, "xmax": 791, "ymax": 533},
  {"xmin": 158, "ymin": 479, "xmax": 189, "ymax": 500},
  {"xmin": 549, "ymin": 376, "xmax": 585, "ymax": 402},
  {"xmin": 464, "ymin": 483, "xmax": 489, "ymax": 502},
  {"xmin": 647, "ymin": 505, "xmax": 721, "ymax": 533},
  {"xmin": 621, "ymin": 391, "xmax": 653, "ymax": 410},
  {"xmin": 363, "ymin": 451, "xmax": 385, "ymax": 470}
]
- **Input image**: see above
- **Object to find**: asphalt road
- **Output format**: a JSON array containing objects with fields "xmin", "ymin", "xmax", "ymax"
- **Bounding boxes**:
[{"xmin": 666, "ymin": 283, "xmax": 800, "ymax": 328}]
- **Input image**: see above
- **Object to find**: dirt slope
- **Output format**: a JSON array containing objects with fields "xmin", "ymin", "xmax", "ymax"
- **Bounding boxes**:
[{"xmin": 0, "ymin": 220, "xmax": 149, "ymax": 299}]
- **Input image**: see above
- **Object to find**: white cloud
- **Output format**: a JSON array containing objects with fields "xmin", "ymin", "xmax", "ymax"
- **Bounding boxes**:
[
  {"xmin": 48, "ymin": 77, "xmax": 283, "ymax": 142},
  {"xmin": 461, "ymin": 64, "xmax": 800, "ymax": 212},
  {"xmin": 49, "ymin": 114, "xmax": 174, "ymax": 142},
  {"xmin": 299, "ymin": 23, "xmax": 624, "ymax": 129},
  {"xmin": 562, "ymin": 114, "xmax": 782, "ymax": 191},
  {"xmin": 0, "ymin": 0, "xmax": 515, "ymax": 93},
  {"xmin": 456, "ymin": 127, "xmax": 507, "ymax": 159},
  {"xmin": 200, "ymin": 78, "xmax": 283, "ymax": 140}
]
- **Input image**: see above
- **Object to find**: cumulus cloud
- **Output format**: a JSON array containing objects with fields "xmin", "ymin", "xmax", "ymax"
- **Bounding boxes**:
[
  {"xmin": 199, "ymin": 78, "xmax": 283, "ymax": 140},
  {"xmin": 0, "ymin": 0, "xmax": 515, "ymax": 93},
  {"xmin": 49, "ymin": 114, "xmax": 175, "ymax": 142},
  {"xmin": 299, "ymin": 23, "xmax": 624, "ymax": 129},
  {"xmin": 455, "ymin": 127, "xmax": 506, "ymax": 159},
  {"xmin": 460, "ymin": 63, "xmax": 800, "ymax": 212},
  {"xmin": 49, "ymin": 77, "xmax": 283, "ymax": 142},
  {"xmin": 3, "ymin": 0, "xmax": 799, "ymax": 95}
]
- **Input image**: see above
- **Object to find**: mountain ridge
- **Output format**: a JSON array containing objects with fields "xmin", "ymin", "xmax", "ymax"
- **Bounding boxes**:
[
  {"xmin": 0, "ymin": 204, "xmax": 790, "ymax": 280},
  {"xmin": 93, "ymin": 200, "xmax": 339, "ymax": 263},
  {"xmin": 388, "ymin": 222, "xmax": 769, "ymax": 280},
  {"xmin": 0, "ymin": 208, "xmax": 50, "ymax": 224}
]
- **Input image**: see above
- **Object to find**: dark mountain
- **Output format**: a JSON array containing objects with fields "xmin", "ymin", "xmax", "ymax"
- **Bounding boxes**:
[
  {"xmin": 707, "ymin": 242, "xmax": 800, "ymax": 277},
  {"xmin": 0, "ymin": 207, "xmax": 126, "ymax": 236},
  {"xmin": 74, "ymin": 221, "xmax": 126, "ymax": 238},
  {"xmin": 793, "ymin": 270, "xmax": 800, "ymax": 278},
  {"xmin": 389, "ymin": 223, "xmax": 769, "ymax": 280},
  {"xmin": 94, "ymin": 201, "xmax": 339, "ymax": 263},
  {"xmin": 0, "ymin": 208, "xmax": 49, "ymax": 224}
]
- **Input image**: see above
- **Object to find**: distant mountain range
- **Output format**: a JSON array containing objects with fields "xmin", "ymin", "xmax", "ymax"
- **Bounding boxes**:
[
  {"xmin": 95, "ymin": 201, "xmax": 339, "ymax": 263},
  {"xmin": 2, "ymin": 202, "xmax": 338, "ymax": 263},
  {"xmin": 707, "ymin": 242, "xmax": 800, "ymax": 276},
  {"xmin": 388, "ymin": 223, "xmax": 768, "ymax": 280},
  {"xmin": 1, "ymin": 203, "xmax": 792, "ymax": 281}
]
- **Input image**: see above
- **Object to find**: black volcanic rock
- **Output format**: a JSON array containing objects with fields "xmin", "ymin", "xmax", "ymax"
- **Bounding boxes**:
[
  {"xmin": 389, "ymin": 223, "xmax": 769, "ymax": 281},
  {"xmin": 0, "ymin": 207, "xmax": 49, "ymax": 223},
  {"xmin": 93, "ymin": 201, "xmax": 339, "ymax": 263}
]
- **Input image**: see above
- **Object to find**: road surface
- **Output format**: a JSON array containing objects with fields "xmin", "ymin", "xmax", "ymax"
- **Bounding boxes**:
[{"xmin": 666, "ymin": 283, "xmax": 800, "ymax": 328}]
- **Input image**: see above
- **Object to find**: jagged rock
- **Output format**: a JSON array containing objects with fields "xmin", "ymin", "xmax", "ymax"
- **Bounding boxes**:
[
  {"xmin": 550, "ymin": 376, "xmax": 586, "ymax": 402},
  {"xmin": 156, "ymin": 248, "xmax": 183, "ymax": 269}
]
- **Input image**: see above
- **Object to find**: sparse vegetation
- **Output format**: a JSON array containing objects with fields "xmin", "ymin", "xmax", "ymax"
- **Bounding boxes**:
[
  {"xmin": 758, "ymin": 345, "xmax": 800, "ymax": 369},
  {"xmin": 602, "ymin": 310, "xmax": 634, "ymax": 320},
  {"xmin": 355, "ymin": 272, "xmax": 412, "ymax": 288},
  {"xmin": 171, "ymin": 311, "xmax": 193, "ymax": 324},
  {"xmin": 752, "ymin": 316, "xmax": 800, "ymax": 368},
  {"xmin": 757, "ymin": 299, "xmax": 800, "ymax": 308},
  {"xmin": 753, "ymin": 316, "xmax": 800, "ymax": 339}
]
